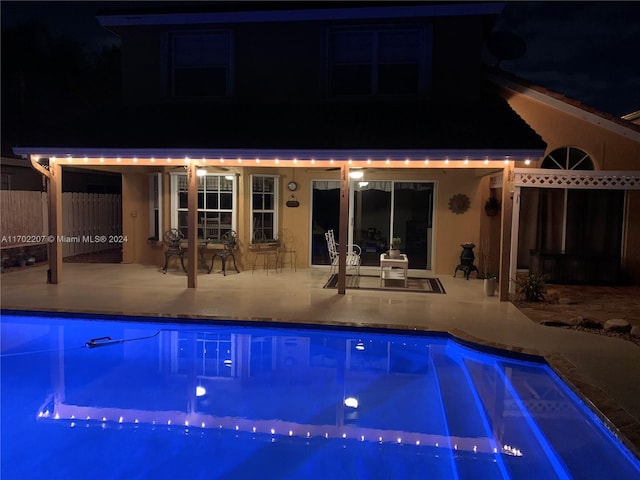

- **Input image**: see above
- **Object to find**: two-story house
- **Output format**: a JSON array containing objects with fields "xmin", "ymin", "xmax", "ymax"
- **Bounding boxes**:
[{"xmin": 13, "ymin": 2, "xmax": 640, "ymax": 296}]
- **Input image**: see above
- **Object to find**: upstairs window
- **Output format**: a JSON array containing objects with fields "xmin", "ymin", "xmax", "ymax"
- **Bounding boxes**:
[
  {"xmin": 328, "ymin": 27, "xmax": 430, "ymax": 96},
  {"xmin": 170, "ymin": 32, "xmax": 231, "ymax": 97}
]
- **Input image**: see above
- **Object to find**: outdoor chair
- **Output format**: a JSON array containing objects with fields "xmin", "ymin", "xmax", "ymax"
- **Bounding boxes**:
[
  {"xmin": 325, "ymin": 229, "xmax": 361, "ymax": 277},
  {"xmin": 249, "ymin": 231, "xmax": 279, "ymax": 275},
  {"xmin": 277, "ymin": 229, "xmax": 296, "ymax": 272},
  {"xmin": 208, "ymin": 230, "xmax": 240, "ymax": 276},
  {"xmin": 162, "ymin": 228, "xmax": 186, "ymax": 273}
]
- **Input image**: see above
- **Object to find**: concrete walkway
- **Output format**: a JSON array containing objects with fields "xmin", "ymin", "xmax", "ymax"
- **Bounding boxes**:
[{"xmin": 2, "ymin": 263, "xmax": 639, "ymax": 452}]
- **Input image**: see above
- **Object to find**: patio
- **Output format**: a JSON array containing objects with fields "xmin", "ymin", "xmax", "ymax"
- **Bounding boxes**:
[{"xmin": 1, "ymin": 263, "xmax": 639, "ymax": 453}]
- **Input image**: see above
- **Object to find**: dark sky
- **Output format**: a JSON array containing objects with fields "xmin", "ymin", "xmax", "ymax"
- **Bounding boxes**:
[{"xmin": 2, "ymin": 1, "xmax": 640, "ymax": 116}]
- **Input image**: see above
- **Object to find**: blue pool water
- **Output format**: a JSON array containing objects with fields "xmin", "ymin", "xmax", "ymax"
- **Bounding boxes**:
[{"xmin": 1, "ymin": 313, "xmax": 639, "ymax": 480}]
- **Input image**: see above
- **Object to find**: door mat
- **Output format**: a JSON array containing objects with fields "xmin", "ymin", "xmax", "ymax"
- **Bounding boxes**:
[{"xmin": 323, "ymin": 274, "xmax": 446, "ymax": 294}]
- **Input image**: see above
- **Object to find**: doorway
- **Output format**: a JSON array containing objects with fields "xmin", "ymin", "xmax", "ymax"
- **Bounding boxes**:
[{"xmin": 311, "ymin": 180, "xmax": 434, "ymax": 270}]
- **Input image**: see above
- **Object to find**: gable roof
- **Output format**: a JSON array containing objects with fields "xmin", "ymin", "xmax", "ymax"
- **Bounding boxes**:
[{"xmin": 487, "ymin": 68, "xmax": 640, "ymax": 142}]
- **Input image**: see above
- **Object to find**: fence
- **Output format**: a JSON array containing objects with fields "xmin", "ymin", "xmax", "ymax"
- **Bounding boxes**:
[{"xmin": 0, "ymin": 191, "xmax": 122, "ymax": 258}]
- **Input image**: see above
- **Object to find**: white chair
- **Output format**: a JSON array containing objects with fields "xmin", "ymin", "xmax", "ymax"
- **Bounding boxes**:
[{"xmin": 324, "ymin": 229, "xmax": 361, "ymax": 277}]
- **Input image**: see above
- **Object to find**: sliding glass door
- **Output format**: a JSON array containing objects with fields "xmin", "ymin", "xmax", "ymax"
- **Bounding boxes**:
[{"xmin": 311, "ymin": 180, "xmax": 434, "ymax": 270}]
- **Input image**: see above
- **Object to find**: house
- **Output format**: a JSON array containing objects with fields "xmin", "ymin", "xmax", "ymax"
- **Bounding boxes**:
[{"xmin": 12, "ymin": 2, "xmax": 640, "ymax": 297}]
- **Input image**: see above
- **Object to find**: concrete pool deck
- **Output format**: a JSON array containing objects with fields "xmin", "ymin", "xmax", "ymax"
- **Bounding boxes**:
[{"xmin": 1, "ymin": 263, "xmax": 639, "ymax": 453}]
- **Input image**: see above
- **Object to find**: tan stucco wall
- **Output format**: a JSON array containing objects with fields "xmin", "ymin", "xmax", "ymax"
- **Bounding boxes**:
[
  {"xmin": 121, "ymin": 166, "xmax": 500, "ymax": 277},
  {"xmin": 500, "ymin": 88, "xmax": 640, "ymax": 170},
  {"xmin": 122, "ymin": 171, "xmax": 164, "ymax": 266},
  {"xmin": 625, "ymin": 190, "xmax": 640, "ymax": 284},
  {"xmin": 502, "ymin": 85, "xmax": 640, "ymax": 284}
]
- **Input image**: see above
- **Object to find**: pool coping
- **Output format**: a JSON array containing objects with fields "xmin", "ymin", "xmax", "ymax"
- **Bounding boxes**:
[{"xmin": 3, "ymin": 306, "xmax": 640, "ymax": 459}]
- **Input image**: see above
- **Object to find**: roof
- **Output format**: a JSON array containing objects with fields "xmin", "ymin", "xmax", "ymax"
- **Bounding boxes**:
[
  {"xmin": 9, "ymin": 94, "xmax": 545, "ymax": 158},
  {"xmin": 487, "ymin": 68, "xmax": 640, "ymax": 141},
  {"xmin": 98, "ymin": 2, "xmax": 505, "ymax": 27}
]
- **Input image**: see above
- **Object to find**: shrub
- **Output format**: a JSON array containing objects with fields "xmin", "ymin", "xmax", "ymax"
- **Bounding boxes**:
[{"xmin": 515, "ymin": 272, "xmax": 547, "ymax": 302}]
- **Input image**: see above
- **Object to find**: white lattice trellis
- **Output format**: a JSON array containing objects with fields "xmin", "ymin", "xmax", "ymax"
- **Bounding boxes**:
[{"xmin": 515, "ymin": 168, "xmax": 640, "ymax": 190}]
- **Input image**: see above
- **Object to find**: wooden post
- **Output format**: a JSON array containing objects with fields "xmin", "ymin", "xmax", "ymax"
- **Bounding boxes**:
[
  {"xmin": 498, "ymin": 164, "xmax": 514, "ymax": 301},
  {"xmin": 48, "ymin": 161, "xmax": 63, "ymax": 284},
  {"xmin": 337, "ymin": 165, "xmax": 349, "ymax": 294},
  {"xmin": 187, "ymin": 163, "xmax": 198, "ymax": 288}
]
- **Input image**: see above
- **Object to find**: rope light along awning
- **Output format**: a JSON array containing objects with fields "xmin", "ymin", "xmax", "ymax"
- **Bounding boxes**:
[{"xmin": 14, "ymin": 148, "xmax": 544, "ymax": 168}]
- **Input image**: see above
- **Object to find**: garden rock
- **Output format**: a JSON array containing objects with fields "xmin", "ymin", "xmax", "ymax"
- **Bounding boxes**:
[
  {"xmin": 604, "ymin": 318, "xmax": 631, "ymax": 333},
  {"xmin": 631, "ymin": 326, "xmax": 640, "ymax": 339}
]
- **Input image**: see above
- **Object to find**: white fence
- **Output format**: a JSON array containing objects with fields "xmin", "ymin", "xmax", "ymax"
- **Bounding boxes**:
[
  {"xmin": 62, "ymin": 192, "xmax": 122, "ymax": 257},
  {"xmin": 0, "ymin": 191, "xmax": 122, "ymax": 257}
]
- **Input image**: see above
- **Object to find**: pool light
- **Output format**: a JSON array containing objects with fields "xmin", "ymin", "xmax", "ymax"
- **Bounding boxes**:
[{"xmin": 344, "ymin": 397, "xmax": 359, "ymax": 408}]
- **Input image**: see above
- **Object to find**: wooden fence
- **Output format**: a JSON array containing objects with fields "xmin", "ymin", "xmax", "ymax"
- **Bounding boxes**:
[{"xmin": 1, "ymin": 191, "xmax": 122, "ymax": 257}]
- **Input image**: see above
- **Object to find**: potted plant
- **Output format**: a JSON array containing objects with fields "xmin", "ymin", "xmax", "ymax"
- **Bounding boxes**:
[
  {"xmin": 388, "ymin": 237, "xmax": 401, "ymax": 259},
  {"xmin": 485, "ymin": 197, "xmax": 501, "ymax": 216}
]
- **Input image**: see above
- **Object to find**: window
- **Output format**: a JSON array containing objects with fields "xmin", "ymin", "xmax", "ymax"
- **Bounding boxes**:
[
  {"xmin": 170, "ymin": 173, "xmax": 236, "ymax": 241},
  {"xmin": 251, "ymin": 175, "xmax": 278, "ymax": 241},
  {"xmin": 541, "ymin": 147, "xmax": 594, "ymax": 170},
  {"xmin": 328, "ymin": 27, "xmax": 430, "ymax": 96},
  {"xmin": 148, "ymin": 173, "xmax": 162, "ymax": 241},
  {"xmin": 169, "ymin": 31, "xmax": 231, "ymax": 97}
]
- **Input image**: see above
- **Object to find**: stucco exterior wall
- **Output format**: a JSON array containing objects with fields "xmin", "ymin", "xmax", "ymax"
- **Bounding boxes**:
[
  {"xmin": 500, "ymin": 83, "xmax": 640, "ymax": 284},
  {"xmin": 121, "ymin": 166, "xmax": 497, "ymax": 276},
  {"xmin": 500, "ymin": 88, "xmax": 640, "ymax": 170}
]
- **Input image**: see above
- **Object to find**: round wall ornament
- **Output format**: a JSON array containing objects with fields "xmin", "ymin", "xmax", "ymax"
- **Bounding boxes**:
[{"xmin": 449, "ymin": 193, "xmax": 470, "ymax": 214}]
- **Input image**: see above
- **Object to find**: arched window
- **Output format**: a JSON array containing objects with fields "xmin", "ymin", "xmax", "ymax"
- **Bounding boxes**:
[{"xmin": 541, "ymin": 147, "xmax": 594, "ymax": 170}]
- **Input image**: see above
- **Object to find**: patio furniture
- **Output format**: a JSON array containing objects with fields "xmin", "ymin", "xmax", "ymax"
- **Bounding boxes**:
[
  {"xmin": 325, "ymin": 229, "xmax": 361, "ymax": 277},
  {"xmin": 162, "ymin": 228, "xmax": 186, "ymax": 274},
  {"xmin": 249, "ymin": 231, "xmax": 279, "ymax": 275},
  {"xmin": 380, "ymin": 253, "xmax": 409, "ymax": 287},
  {"xmin": 277, "ymin": 229, "xmax": 296, "ymax": 272},
  {"xmin": 208, "ymin": 230, "xmax": 239, "ymax": 276}
]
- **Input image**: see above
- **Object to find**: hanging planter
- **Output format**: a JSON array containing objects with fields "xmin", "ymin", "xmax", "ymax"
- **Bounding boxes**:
[{"xmin": 484, "ymin": 197, "xmax": 501, "ymax": 217}]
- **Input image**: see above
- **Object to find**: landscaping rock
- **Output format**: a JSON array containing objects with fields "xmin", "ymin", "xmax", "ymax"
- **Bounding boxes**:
[
  {"xmin": 580, "ymin": 318, "xmax": 603, "ymax": 330},
  {"xmin": 604, "ymin": 318, "xmax": 631, "ymax": 334},
  {"xmin": 631, "ymin": 326, "xmax": 640, "ymax": 338},
  {"xmin": 566, "ymin": 315, "xmax": 583, "ymax": 326}
]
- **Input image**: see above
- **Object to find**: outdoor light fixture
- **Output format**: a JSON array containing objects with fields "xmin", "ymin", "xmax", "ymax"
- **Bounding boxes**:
[
  {"xmin": 196, "ymin": 168, "xmax": 206, "ymax": 177},
  {"xmin": 349, "ymin": 171, "xmax": 364, "ymax": 179},
  {"xmin": 225, "ymin": 175, "xmax": 235, "ymax": 180}
]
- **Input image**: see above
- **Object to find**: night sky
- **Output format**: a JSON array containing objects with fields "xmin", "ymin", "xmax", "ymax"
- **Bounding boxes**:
[{"xmin": 2, "ymin": 1, "xmax": 640, "ymax": 117}]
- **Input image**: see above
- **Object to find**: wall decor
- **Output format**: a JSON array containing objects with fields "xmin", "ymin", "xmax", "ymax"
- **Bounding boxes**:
[{"xmin": 448, "ymin": 193, "xmax": 470, "ymax": 214}]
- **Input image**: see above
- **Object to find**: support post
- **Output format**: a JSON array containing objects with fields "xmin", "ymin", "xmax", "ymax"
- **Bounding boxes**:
[
  {"xmin": 337, "ymin": 165, "xmax": 350, "ymax": 294},
  {"xmin": 186, "ymin": 163, "xmax": 198, "ymax": 288},
  {"xmin": 498, "ymin": 164, "xmax": 514, "ymax": 301},
  {"xmin": 47, "ymin": 160, "xmax": 63, "ymax": 284}
]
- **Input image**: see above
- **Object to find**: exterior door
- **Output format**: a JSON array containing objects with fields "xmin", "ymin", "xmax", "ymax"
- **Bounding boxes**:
[{"xmin": 311, "ymin": 179, "xmax": 434, "ymax": 271}]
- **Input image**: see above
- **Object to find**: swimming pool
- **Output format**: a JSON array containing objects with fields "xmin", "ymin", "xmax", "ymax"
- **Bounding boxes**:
[{"xmin": 2, "ymin": 313, "xmax": 639, "ymax": 479}]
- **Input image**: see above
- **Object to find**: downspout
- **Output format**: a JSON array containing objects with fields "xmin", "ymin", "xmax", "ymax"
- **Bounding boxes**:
[{"xmin": 29, "ymin": 155, "xmax": 62, "ymax": 283}]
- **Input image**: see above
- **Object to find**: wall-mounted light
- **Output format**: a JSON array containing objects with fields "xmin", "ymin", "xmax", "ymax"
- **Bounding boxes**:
[
  {"xmin": 349, "ymin": 170, "xmax": 364, "ymax": 179},
  {"xmin": 224, "ymin": 174, "xmax": 235, "ymax": 180},
  {"xmin": 196, "ymin": 168, "xmax": 207, "ymax": 177},
  {"xmin": 358, "ymin": 181, "xmax": 369, "ymax": 187}
]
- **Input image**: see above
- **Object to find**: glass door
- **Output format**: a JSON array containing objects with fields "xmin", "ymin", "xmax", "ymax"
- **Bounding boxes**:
[
  {"xmin": 352, "ymin": 181, "xmax": 392, "ymax": 266},
  {"xmin": 392, "ymin": 182, "xmax": 434, "ymax": 270},
  {"xmin": 311, "ymin": 179, "xmax": 434, "ymax": 271}
]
